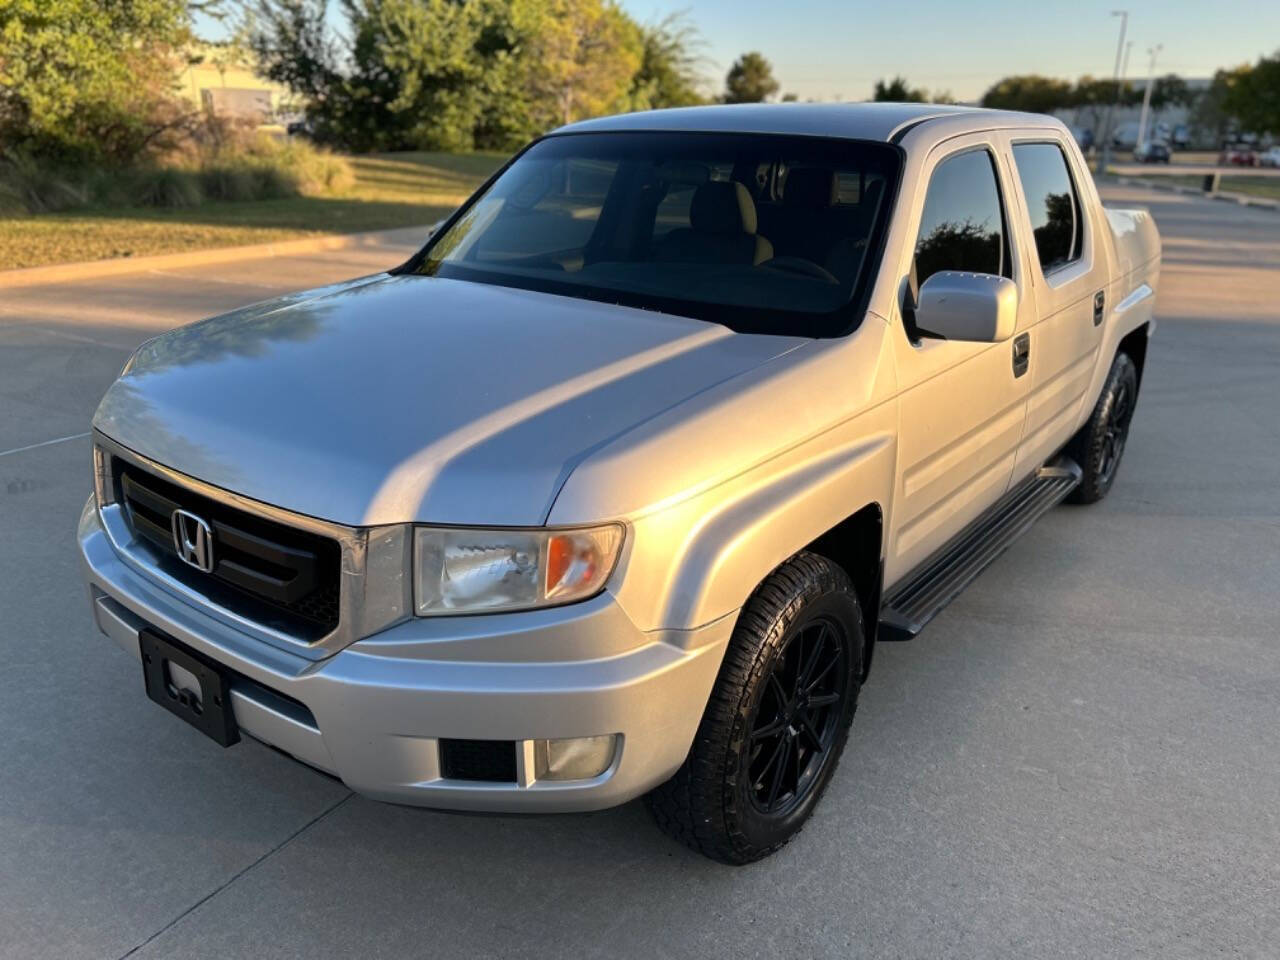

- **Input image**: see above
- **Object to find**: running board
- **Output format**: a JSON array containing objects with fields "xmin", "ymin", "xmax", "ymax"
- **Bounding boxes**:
[{"xmin": 879, "ymin": 458, "xmax": 1082, "ymax": 642}]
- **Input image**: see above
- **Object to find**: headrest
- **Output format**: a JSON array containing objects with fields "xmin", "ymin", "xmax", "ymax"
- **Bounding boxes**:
[
  {"xmin": 784, "ymin": 168, "xmax": 838, "ymax": 210},
  {"xmin": 689, "ymin": 180, "xmax": 758, "ymax": 235}
]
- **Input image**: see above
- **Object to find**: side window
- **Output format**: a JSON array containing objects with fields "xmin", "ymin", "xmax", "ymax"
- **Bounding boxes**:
[
  {"xmin": 914, "ymin": 149, "xmax": 1008, "ymax": 286},
  {"xmin": 1011, "ymin": 142, "xmax": 1082, "ymax": 273}
]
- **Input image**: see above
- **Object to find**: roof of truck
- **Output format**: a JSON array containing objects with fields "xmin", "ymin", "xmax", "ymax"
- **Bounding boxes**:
[{"xmin": 556, "ymin": 102, "xmax": 1057, "ymax": 143}]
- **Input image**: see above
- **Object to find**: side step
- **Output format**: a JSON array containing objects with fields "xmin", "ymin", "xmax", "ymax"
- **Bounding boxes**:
[{"xmin": 879, "ymin": 457, "xmax": 1082, "ymax": 641}]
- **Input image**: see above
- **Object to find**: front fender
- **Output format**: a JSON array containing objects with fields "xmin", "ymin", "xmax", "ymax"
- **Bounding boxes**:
[
  {"xmin": 607, "ymin": 403, "xmax": 896, "ymax": 635},
  {"xmin": 624, "ymin": 424, "xmax": 896, "ymax": 634},
  {"xmin": 549, "ymin": 317, "xmax": 899, "ymax": 635}
]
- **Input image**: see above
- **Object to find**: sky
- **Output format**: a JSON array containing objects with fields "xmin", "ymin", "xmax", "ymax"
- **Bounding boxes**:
[
  {"xmin": 624, "ymin": 0, "xmax": 1279, "ymax": 101},
  {"xmin": 200, "ymin": 0, "xmax": 1279, "ymax": 103}
]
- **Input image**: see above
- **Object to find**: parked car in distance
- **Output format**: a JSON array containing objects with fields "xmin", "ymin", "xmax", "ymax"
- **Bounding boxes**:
[
  {"xmin": 1111, "ymin": 121, "xmax": 1140, "ymax": 149},
  {"xmin": 1172, "ymin": 125, "xmax": 1190, "ymax": 149},
  {"xmin": 1220, "ymin": 143, "xmax": 1258, "ymax": 166},
  {"xmin": 1070, "ymin": 125, "xmax": 1095, "ymax": 152},
  {"xmin": 1133, "ymin": 141, "xmax": 1171, "ymax": 163},
  {"xmin": 79, "ymin": 103, "xmax": 1160, "ymax": 864},
  {"xmin": 1259, "ymin": 146, "xmax": 1280, "ymax": 168}
]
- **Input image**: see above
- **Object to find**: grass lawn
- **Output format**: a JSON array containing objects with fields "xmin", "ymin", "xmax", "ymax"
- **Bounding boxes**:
[
  {"xmin": 1161, "ymin": 175, "xmax": 1280, "ymax": 201},
  {"xmin": 0, "ymin": 152, "xmax": 507, "ymax": 271}
]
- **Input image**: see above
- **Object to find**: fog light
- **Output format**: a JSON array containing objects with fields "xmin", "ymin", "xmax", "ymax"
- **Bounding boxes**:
[{"xmin": 532, "ymin": 735, "xmax": 617, "ymax": 782}]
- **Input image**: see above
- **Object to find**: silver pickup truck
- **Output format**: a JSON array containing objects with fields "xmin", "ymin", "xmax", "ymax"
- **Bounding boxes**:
[{"xmin": 79, "ymin": 103, "xmax": 1160, "ymax": 864}]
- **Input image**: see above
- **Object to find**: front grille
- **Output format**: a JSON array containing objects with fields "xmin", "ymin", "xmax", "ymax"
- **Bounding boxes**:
[{"xmin": 113, "ymin": 457, "xmax": 341, "ymax": 640}]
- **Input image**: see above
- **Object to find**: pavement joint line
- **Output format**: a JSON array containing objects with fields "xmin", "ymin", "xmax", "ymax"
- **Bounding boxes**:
[
  {"xmin": 17, "ymin": 323, "xmax": 135, "ymax": 350},
  {"xmin": 114, "ymin": 792, "xmax": 354, "ymax": 960},
  {"xmin": 0, "ymin": 432, "xmax": 91, "ymax": 459},
  {"xmin": 145, "ymin": 268, "xmax": 282, "ymax": 289}
]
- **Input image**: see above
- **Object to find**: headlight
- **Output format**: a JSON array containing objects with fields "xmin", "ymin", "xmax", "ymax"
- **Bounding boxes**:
[{"xmin": 413, "ymin": 524, "xmax": 623, "ymax": 616}]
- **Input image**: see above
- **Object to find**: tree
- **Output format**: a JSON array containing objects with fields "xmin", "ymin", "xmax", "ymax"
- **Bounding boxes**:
[
  {"xmin": 1070, "ymin": 75, "xmax": 1132, "ymax": 138},
  {"xmin": 0, "ymin": 0, "xmax": 193, "ymax": 163},
  {"xmin": 1149, "ymin": 73, "xmax": 1191, "ymax": 110},
  {"xmin": 724, "ymin": 52, "xmax": 778, "ymax": 104},
  {"xmin": 1222, "ymin": 52, "xmax": 1280, "ymax": 135},
  {"xmin": 251, "ymin": 0, "xmax": 644, "ymax": 151},
  {"xmin": 873, "ymin": 76, "xmax": 928, "ymax": 102},
  {"xmin": 629, "ymin": 11, "xmax": 707, "ymax": 110},
  {"xmin": 980, "ymin": 75, "xmax": 1075, "ymax": 114},
  {"xmin": 1190, "ymin": 66, "xmax": 1251, "ymax": 144},
  {"xmin": 523, "ymin": 0, "xmax": 641, "ymax": 129}
]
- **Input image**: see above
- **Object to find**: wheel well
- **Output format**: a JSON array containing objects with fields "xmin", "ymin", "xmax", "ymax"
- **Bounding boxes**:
[
  {"xmin": 802, "ymin": 502, "xmax": 883, "ymax": 679},
  {"xmin": 1118, "ymin": 322, "xmax": 1149, "ymax": 389}
]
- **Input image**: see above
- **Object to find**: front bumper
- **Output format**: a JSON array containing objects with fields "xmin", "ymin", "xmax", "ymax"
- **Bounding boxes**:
[{"xmin": 78, "ymin": 497, "xmax": 732, "ymax": 812}]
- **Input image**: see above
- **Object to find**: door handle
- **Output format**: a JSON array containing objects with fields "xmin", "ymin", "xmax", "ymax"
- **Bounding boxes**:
[
  {"xmin": 1093, "ymin": 290, "xmax": 1105, "ymax": 326},
  {"xmin": 1012, "ymin": 333, "xmax": 1030, "ymax": 378}
]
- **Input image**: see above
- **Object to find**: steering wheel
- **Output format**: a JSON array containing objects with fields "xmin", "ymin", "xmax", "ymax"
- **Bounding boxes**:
[{"xmin": 763, "ymin": 256, "xmax": 839, "ymax": 285}]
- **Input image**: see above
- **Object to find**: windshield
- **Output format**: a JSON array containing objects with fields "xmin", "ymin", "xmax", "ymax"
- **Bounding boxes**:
[{"xmin": 410, "ymin": 131, "xmax": 901, "ymax": 337}]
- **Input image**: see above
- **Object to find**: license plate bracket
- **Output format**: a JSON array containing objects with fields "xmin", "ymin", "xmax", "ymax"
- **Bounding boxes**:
[{"xmin": 139, "ymin": 629, "xmax": 240, "ymax": 747}]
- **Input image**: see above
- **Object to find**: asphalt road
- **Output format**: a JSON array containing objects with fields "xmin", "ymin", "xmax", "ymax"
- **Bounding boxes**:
[{"xmin": 2, "ymin": 185, "xmax": 1277, "ymax": 959}]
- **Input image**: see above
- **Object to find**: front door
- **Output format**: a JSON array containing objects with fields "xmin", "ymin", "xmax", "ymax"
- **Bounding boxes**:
[{"xmin": 885, "ymin": 138, "xmax": 1033, "ymax": 588}]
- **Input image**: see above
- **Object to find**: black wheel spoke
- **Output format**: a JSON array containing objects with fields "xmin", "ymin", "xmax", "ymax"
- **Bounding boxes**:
[
  {"xmin": 767, "ymin": 672, "xmax": 789, "ymax": 710},
  {"xmin": 797, "ymin": 712, "xmax": 824, "ymax": 752},
  {"xmin": 803, "ymin": 653, "xmax": 840, "ymax": 694},
  {"xmin": 796, "ymin": 625, "xmax": 829, "ymax": 692},
  {"xmin": 753, "ymin": 732, "xmax": 787, "ymax": 789},
  {"xmin": 765, "ymin": 736, "xmax": 793, "ymax": 811},
  {"xmin": 750, "ymin": 716, "xmax": 787, "ymax": 742},
  {"xmin": 743, "ymin": 613, "xmax": 854, "ymax": 817}
]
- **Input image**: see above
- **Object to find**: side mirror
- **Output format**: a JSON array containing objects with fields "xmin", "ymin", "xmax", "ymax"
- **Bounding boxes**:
[{"xmin": 914, "ymin": 271, "xmax": 1018, "ymax": 343}]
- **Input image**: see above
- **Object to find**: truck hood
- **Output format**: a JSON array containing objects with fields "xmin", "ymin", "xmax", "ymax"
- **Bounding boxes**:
[{"xmin": 95, "ymin": 275, "xmax": 805, "ymax": 526}]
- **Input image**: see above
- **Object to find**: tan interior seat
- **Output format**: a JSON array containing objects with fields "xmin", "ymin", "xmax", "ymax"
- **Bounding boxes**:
[{"xmin": 654, "ymin": 181, "xmax": 774, "ymax": 266}]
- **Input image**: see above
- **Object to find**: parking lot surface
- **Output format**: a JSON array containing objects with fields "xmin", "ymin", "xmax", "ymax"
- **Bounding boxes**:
[{"xmin": 1, "ymin": 186, "xmax": 1277, "ymax": 959}]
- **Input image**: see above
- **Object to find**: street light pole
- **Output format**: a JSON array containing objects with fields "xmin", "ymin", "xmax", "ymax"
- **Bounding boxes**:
[
  {"xmin": 1136, "ymin": 44, "xmax": 1163, "ymax": 151},
  {"xmin": 1099, "ymin": 10, "xmax": 1128, "ymax": 172}
]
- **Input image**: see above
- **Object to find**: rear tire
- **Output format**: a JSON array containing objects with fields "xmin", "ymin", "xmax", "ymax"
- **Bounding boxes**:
[
  {"xmin": 645, "ymin": 552, "xmax": 863, "ymax": 864},
  {"xmin": 1066, "ymin": 351, "xmax": 1139, "ymax": 504}
]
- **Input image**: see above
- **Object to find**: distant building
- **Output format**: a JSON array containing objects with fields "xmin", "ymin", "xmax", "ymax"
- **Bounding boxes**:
[
  {"xmin": 176, "ymin": 43, "xmax": 293, "ymax": 123},
  {"xmin": 1053, "ymin": 77, "xmax": 1213, "ymax": 149}
]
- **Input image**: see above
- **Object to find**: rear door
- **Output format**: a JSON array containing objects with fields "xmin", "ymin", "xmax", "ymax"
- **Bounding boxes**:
[
  {"xmin": 1005, "ymin": 135, "xmax": 1110, "ymax": 480},
  {"xmin": 886, "ymin": 136, "xmax": 1034, "ymax": 587}
]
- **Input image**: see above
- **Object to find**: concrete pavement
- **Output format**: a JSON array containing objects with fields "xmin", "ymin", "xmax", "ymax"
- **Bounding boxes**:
[{"xmin": 1, "ymin": 185, "xmax": 1277, "ymax": 959}]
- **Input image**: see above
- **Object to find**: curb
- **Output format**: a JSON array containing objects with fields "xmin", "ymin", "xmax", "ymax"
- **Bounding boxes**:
[
  {"xmin": 1110, "ymin": 175, "xmax": 1279, "ymax": 211},
  {"xmin": 0, "ymin": 223, "xmax": 434, "ymax": 289}
]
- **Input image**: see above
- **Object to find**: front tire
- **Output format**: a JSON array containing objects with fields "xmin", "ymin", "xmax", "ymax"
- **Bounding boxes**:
[
  {"xmin": 645, "ymin": 552, "xmax": 863, "ymax": 864},
  {"xmin": 1066, "ymin": 351, "xmax": 1139, "ymax": 504}
]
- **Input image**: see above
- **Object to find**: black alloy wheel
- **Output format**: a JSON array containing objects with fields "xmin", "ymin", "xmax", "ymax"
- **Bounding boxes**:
[
  {"xmin": 646, "ymin": 552, "xmax": 864, "ymax": 864},
  {"xmin": 1067, "ymin": 350, "xmax": 1140, "ymax": 504},
  {"xmin": 745, "ymin": 615, "xmax": 850, "ymax": 817}
]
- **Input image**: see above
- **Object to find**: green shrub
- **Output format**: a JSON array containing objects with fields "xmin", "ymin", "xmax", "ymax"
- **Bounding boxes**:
[
  {"xmin": 0, "ymin": 151, "xmax": 88, "ymax": 212},
  {"xmin": 0, "ymin": 134, "xmax": 354, "ymax": 215},
  {"xmin": 197, "ymin": 166, "xmax": 260, "ymax": 202},
  {"xmin": 131, "ymin": 168, "xmax": 203, "ymax": 208},
  {"xmin": 217, "ymin": 134, "xmax": 354, "ymax": 196}
]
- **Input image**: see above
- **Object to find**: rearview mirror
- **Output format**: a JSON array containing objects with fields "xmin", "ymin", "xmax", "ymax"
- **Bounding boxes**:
[{"xmin": 915, "ymin": 271, "xmax": 1018, "ymax": 343}]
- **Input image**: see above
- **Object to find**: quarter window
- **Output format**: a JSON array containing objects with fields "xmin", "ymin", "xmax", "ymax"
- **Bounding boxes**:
[
  {"xmin": 1011, "ymin": 142, "xmax": 1083, "ymax": 272},
  {"xmin": 914, "ymin": 149, "xmax": 1008, "ymax": 286}
]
